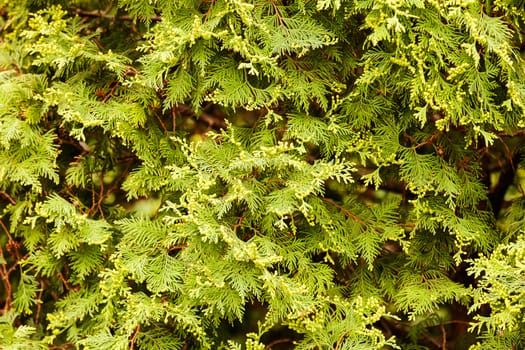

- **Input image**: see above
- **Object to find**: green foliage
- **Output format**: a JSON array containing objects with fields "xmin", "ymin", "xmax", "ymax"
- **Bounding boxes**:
[
  {"xmin": 1, "ymin": 0, "xmax": 525, "ymax": 348},
  {"xmin": 0, "ymin": 312, "xmax": 46, "ymax": 350}
]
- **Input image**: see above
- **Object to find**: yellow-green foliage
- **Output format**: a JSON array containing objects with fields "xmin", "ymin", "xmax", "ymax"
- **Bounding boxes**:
[{"xmin": 1, "ymin": 0, "xmax": 525, "ymax": 349}]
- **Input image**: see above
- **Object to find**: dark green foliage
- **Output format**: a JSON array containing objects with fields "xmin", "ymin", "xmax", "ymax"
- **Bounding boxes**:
[{"xmin": 1, "ymin": 0, "xmax": 525, "ymax": 348}]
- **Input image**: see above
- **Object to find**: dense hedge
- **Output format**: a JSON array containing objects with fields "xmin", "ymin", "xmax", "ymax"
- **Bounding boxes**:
[{"xmin": 1, "ymin": 0, "xmax": 525, "ymax": 349}]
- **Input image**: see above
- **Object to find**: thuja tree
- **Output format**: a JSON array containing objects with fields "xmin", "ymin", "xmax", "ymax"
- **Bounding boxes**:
[{"xmin": 1, "ymin": 0, "xmax": 525, "ymax": 348}]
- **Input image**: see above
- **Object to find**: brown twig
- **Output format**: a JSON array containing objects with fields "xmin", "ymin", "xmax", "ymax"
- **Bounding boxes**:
[
  {"xmin": 0, "ymin": 219, "xmax": 24, "ymax": 314},
  {"xmin": 440, "ymin": 320, "xmax": 471, "ymax": 326},
  {"xmin": 34, "ymin": 278, "xmax": 46, "ymax": 325},
  {"xmin": 167, "ymin": 244, "xmax": 188, "ymax": 253},
  {"xmin": 95, "ymin": 170, "xmax": 106, "ymax": 219},
  {"xmin": 440, "ymin": 323, "xmax": 447, "ymax": 350},
  {"xmin": 199, "ymin": 113, "xmax": 228, "ymax": 131},
  {"xmin": 0, "ymin": 19, "xmax": 12, "ymax": 35},
  {"xmin": 129, "ymin": 325, "xmax": 141, "ymax": 350},
  {"xmin": 495, "ymin": 134, "xmax": 516, "ymax": 172},
  {"xmin": 427, "ymin": 335, "xmax": 443, "ymax": 349},
  {"xmin": 0, "ymin": 219, "xmax": 15, "ymax": 242},
  {"xmin": 7, "ymin": 254, "xmax": 27, "ymax": 276},
  {"xmin": 74, "ymin": 8, "xmax": 161, "ymax": 22},
  {"xmin": 1, "ymin": 220, "xmax": 22, "ymax": 264},
  {"xmin": 265, "ymin": 338, "xmax": 293, "ymax": 349},
  {"xmin": 0, "ymin": 245, "xmax": 12, "ymax": 314},
  {"xmin": 412, "ymin": 132, "xmax": 440, "ymax": 150},
  {"xmin": 334, "ymin": 332, "xmax": 348, "ymax": 350},
  {"xmin": 93, "ymin": 161, "xmax": 134, "ymax": 218},
  {"xmin": 319, "ymin": 197, "xmax": 366, "ymax": 225},
  {"xmin": 155, "ymin": 113, "xmax": 168, "ymax": 133},
  {"xmin": 233, "ymin": 216, "xmax": 245, "ymax": 234},
  {"xmin": 88, "ymin": 174, "xmax": 97, "ymax": 215},
  {"xmin": 58, "ymin": 272, "xmax": 74, "ymax": 292},
  {"xmin": 49, "ymin": 342, "xmax": 75, "ymax": 350},
  {"xmin": 203, "ymin": 0, "xmax": 216, "ymax": 22},
  {"xmin": 496, "ymin": 129, "xmax": 525, "ymax": 137},
  {"xmin": 269, "ymin": 0, "xmax": 286, "ymax": 27},
  {"xmin": 102, "ymin": 81, "xmax": 121, "ymax": 103},
  {"xmin": 0, "ymin": 191, "xmax": 16, "ymax": 205}
]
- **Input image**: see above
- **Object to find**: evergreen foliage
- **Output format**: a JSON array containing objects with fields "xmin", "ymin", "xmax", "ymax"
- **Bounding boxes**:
[{"xmin": 1, "ymin": 0, "xmax": 525, "ymax": 348}]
